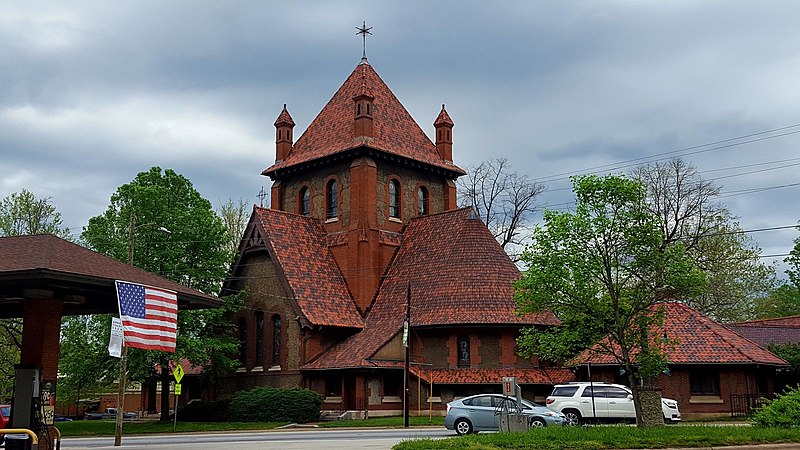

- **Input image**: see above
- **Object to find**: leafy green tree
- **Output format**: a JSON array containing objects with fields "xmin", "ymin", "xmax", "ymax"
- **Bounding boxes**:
[
  {"xmin": 81, "ymin": 167, "xmax": 239, "ymax": 420},
  {"xmin": 0, "ymin": 188, "xmax": 72, "ymax": 238},
  {"xmin": 754, "ymin": 283, "xmax": 800, "ymax": 319},
  {"xmin": 516, "ymin": 174, "xmax": 706, "ymax": 427},
  {"xmin": 58, "ymin": 316, "xmax": 118, "ymax": 415},
  {"xmin": 217, "ymin": 197, "xmax": 250, "ymax": 263},
  {"xmin": 787, "ymin": 232, "xmax": 800, "ymax": 292},
  {"xmin": 631, "ymin": 158, "xmax": 773, "ymax": 322}
]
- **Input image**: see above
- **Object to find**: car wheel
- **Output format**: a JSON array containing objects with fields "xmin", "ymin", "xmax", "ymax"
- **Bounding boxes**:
[
  {"xmin": 454, "ymin": 418, "xmax": 473, "ymax": 435},
  {"xmin": 563, "ymin": 409, "xmax": 582, "ymax": 426},
  {"xmin": 530, "ymin": 417, "xmax": 547, "ymax": 428}
]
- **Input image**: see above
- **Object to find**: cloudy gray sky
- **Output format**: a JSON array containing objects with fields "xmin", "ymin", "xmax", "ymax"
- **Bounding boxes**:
[{"xmin": 2, "ymin": 1, "xmax": 799, "ymax": 275}]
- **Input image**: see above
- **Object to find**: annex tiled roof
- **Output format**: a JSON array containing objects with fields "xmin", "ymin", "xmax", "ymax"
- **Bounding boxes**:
[
  {"xmin": 263, "ymin": 62, "xmax": 464, "ymax": 177},
  {"xmin": 417, "ymin": 368, "xmax": 575, "ymax": 385},
  {"xmin": 574, "ymin": 302, "xmax": 786, "ymax": 366},
  {"xmin": 302, "ymin": 208, "xmax": 559, "ymax": 370},
  {"xmin": 727, "ymin": 316, "xmax": 800, "ymax": 347},
  {"xmin": 253, "ymin": 207, "xmax": 363, "ymax": 329},
  {"xmin": 0, "ymin": 234, "xmax": 220, "ymax": 318}
]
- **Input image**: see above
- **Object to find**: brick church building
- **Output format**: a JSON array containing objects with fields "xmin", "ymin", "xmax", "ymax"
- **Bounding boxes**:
[{"xmin": 219, "ymin": 57, "xmax": 573, "ymax": 416}]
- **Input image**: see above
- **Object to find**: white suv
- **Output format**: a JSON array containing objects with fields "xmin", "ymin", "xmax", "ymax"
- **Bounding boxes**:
[{"xmin": 546, "ymin": 382, "xmax": 680, "ymax": 425}]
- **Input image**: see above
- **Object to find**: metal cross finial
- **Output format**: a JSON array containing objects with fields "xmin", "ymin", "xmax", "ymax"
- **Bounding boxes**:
[
  {"xmin": 257, "ymin": 186, "xmax": 267, "ymax": 207},
  {"xmin": 356, "ymin": 21, "xmax": 372, "ymax": 63}
]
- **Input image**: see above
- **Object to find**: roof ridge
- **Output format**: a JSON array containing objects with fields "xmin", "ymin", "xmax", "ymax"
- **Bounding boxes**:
[
  {"xmin": 732, "ymin": 315, "xmax": 800, "ymax": 326},
  {"xmin": 407, "ymin": 206, "xmax": 473, "ymax": 223}
]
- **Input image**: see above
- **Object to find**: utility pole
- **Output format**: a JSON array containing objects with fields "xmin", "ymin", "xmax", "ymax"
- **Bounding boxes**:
[{"xmin": 403, "ymin": 283, "xmax": 410, "ymax": 428}]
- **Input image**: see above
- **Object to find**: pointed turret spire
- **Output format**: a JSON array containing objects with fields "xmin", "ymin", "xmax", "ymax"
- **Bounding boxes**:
[
  {"xmin": 274, "ymin": 104, "xmax": 295, "ymax": 162},
  {"xmin": 434, "ymin": 104, "xmax": 454, "ymax": 162}
]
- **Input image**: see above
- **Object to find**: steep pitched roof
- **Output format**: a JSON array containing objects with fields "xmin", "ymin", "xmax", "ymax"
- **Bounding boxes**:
[
  {"xmin": 574, "ymin": 302, "xmax": 786, "ymax": 366},
  {"xmin": 0, "ymin": 234, "xmax": 220, "ymax": 318},
  {"xmin": 302, "ymin": 208, "xmax": 559, "ymax": 370},
  {"xmin": 263, "ymin": 62, "xmax": 464, "ymax": 177},
  {"xmin": 252, "ymin": 207, "xmax": 363, "ymax": 329},
  {"xmin": 727, "ymin": 316, "xmax": 800, "ymax": 347}
]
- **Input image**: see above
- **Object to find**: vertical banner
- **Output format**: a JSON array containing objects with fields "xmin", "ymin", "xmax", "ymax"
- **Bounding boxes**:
[{"xmin": 109, "ymin": 317, "xmax": 123, "ymax": 358}]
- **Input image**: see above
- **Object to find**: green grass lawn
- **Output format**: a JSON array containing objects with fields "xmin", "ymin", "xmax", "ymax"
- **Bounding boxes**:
[
  {"xmin": 394, "ymin": 425, "xmax": 800, "ymax": 450},
  {"xmin": 54, "ymin": 420, "xmax": 288, "ymax": 437}
]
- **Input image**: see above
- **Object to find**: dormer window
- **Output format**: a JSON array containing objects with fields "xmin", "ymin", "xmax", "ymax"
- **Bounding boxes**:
[
  {"xmin": 326, "ymin": 179, "xmax": 338, "ymax": 220},
  {"xmin": 299, "ymin": 186, "xmax": 310, "ymax": 216},
  {"xmin": 389, "ymin": 179, "xmax": 401, "ymax": 219}
]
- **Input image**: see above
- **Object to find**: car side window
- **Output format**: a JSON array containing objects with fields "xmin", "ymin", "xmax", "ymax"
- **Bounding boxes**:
[
  {"xmin": 582, "ymin": 386, "xmax": 608, "ymax": 398},
  {"xmin": 461, "ymin": 398, "xmax": 472, "ymax": 406},
  {"xmin": 552, "ymin": 386, "xmax": 579, "ymax": 397},
  {"xmin": 475, "ymin": 396, "xmax": 493, "ymax": 407},
  {"xmin": 606, "ymin": 387, "xmax": 630, "ymax": 398}
]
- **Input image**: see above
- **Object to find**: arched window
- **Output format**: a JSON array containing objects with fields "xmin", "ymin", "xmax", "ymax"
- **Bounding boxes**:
[
  {"xmin": 238, "ymin": 317, "xmax": 247, "ymax": 367},
  {"xmin": 272, "ymin": 314, "xmax": 282, "ymax": 367},
  {"xmin": 457, "ymin": 336, "xmax": 470, "ymax": 367},
  {"xmin": 389, "ymin": 179, "xmax": 401, "ymax": 219},
  {"xmin": 254, "ymin": 311, "xmax": 264, "ymax": 367},
  {"xmin": 417, "ymin": 186, "xmax": 429, "ymax": 216},
  {"xmin": 299, "ymin": 186, "xmax": 310, "ymax": 216},
  {"xmin": 326, "ymin": 179, "xmax": 338, "ymax": 220}
]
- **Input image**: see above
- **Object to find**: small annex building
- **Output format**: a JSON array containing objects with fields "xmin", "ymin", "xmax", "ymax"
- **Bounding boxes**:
[
  {"xmin": 572, "ymin": 302, "xmax": 787, "ymax": 418},
  {"xmin": 218, "ymin": 58, "xmax": 572, "ymax": 416},
  {"xmin": 727, "ymin": 316, "xmax": 800, "ymax": 390}
]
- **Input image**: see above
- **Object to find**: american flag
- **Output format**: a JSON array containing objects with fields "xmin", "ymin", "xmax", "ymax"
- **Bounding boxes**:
[{"xmin": 115, "ymin": 280, "xmax": 178, "ymax": 352}]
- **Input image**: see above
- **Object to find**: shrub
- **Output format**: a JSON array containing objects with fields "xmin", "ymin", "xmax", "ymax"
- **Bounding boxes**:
[
  {"xmin": 230, "ymin": 387, "xmax": 322, "ymax": 423},
  {"xmin": 753, "ymin": 386, "xmax": 800, "ymax": 427},
  {"xmin": 177, "ymin": 399, "xmax": 230, "ymax": 422}
]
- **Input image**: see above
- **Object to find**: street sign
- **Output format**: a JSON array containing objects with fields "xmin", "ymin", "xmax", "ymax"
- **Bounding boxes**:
[
  {"xmin": 173, "ymin": 364, "xmax": 184, "ymax": 383},
  {"xmin": 174, "ymin": 383, "xmax": 182, "ymax": 395}
]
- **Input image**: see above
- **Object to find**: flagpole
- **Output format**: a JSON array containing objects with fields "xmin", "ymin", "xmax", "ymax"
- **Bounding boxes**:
[{"xmin": 114, "ymin": 215, "xmax": 137, "ymax": 447}]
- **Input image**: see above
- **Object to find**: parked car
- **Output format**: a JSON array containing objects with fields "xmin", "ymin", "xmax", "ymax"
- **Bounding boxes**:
[
  {"xmin": 84, "ymin": 407, "xmax": 137, "ymax": 420},
  {"xmin": 545, "ymin": 382, "xmax": 681, "ymax": 426},
  {"xmin": 445, "ymin": 394, "xmax": 566, "ymax": 435},
  {"xmin": 1, "ymin": 404, "xmax": 9, "ymax": 445}
]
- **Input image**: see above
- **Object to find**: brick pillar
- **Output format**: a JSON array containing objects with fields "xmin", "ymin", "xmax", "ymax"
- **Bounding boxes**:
[{"xmin": 21, "ymin": 295, "xmax": 63, "ymax": 448}]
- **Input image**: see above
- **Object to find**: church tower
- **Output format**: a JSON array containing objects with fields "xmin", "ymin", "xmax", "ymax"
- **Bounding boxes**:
[{"xmin": 262, "ymin": 60, "xmax": 465, "ymax": 315}]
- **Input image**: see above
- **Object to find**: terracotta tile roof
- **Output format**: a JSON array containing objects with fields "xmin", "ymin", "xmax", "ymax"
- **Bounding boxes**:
[
  {"xmin": 434, "ymin": 105, "xmax": 454, "ymax": 126},
  {"xmin": 274, "ymin": 104, "xmax": 295, "ymax": 126},
  {"xmin": 416, "ymin": 368, "xmax": 575, "ymax": 385},
  {"xmin": 253, "ymin": 207, "xmax": 363, "ymax": 329},
  {"xmin": 727, "ymin": 317, "xmax": 800, "ymax": 347},
  {"xmin": 302, "ymin": 208, "xmax": 559, "ymax": 370},
  {"xmin": 263, "ymin": 62, "xmax": 465, "ymax": 177},
  {"xmin": 574, "ymin": 302, "xmax": 787, "ymax": 366},
  {"xmin": 0, "ymin": 234, "xmax": 220, "ymax": 317},
  {"xmin": 385, "ymin": 208, "xmax": 560, "ymax": 328},
  {"xmin": 732, "ymin": 316, "xmax": 800, "ymax": 327}
]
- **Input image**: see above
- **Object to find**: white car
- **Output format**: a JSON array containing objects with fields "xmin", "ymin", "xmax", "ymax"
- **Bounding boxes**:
[{"xmin": 545, "ymin": 382, "xmax": 680, "ymax": 425}]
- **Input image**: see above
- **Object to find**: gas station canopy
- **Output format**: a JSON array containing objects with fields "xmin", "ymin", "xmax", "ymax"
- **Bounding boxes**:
[{"xmin": 0, "ymin": 234, "xmax": 222, "ymax": 319}]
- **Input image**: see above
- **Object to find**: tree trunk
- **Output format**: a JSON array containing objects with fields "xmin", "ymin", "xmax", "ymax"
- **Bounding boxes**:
[{"xmin": 159, "ymin": 365, "xmax": 170, "ymax": 421}]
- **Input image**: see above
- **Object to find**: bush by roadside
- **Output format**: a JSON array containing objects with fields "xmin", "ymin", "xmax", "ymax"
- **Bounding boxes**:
[
  {"xmin": 753, "ymin": 385, "xmax": 800, "ymax": 428},
  {"xmin": 177, "ymin": 399, "xmax": 230, "ymax": 422},
  {"xmin": 230, "ymin": 387, "xmax": 322, "ymax": 423}
]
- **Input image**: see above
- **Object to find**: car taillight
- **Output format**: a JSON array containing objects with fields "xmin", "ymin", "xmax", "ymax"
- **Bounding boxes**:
[{"xmin": 546, "ymin": 398, "xmax": 554, "ymax": 405}]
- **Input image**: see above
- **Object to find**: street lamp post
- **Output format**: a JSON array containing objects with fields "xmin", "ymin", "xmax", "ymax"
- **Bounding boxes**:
[{"xmin": 114, "ymin": 215, "xmax": 169, "ymax": 447}]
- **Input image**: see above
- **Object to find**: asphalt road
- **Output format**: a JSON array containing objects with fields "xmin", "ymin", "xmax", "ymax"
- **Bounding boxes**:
[{"xmin": 60, "ymin": 428, "xmax": 453, "ymax": 450}]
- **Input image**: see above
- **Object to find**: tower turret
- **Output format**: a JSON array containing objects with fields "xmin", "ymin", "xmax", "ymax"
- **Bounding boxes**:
[
  {"xmin": 434, "ymin": 104, "xmax": 454, "ymax": 162},
  {"xmin": 274, "ymin": 104, "xmax": 295, "ymax": 162}
]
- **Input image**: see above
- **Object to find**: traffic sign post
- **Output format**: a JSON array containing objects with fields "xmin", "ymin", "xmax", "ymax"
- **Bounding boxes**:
[{"xmin": 172, "ymin": 364, "xmax": 184, "ymax": 432}]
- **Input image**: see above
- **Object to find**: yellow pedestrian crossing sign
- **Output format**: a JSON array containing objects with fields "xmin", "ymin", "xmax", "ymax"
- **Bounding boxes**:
[{"xmin": 173, "ymin": 364, "xmax": 184, "ymax": 383}]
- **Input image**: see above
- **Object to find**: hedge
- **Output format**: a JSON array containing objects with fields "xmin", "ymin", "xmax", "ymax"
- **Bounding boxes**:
[{"xmin": 230, "ymin": 387, "xmax": 322, "ymax": 423}]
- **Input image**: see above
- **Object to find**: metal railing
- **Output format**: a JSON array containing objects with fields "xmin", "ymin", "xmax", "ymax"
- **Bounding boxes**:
[{"xmin": 730, "ymin": 393, "xmax": 774, "ymax": 417}]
